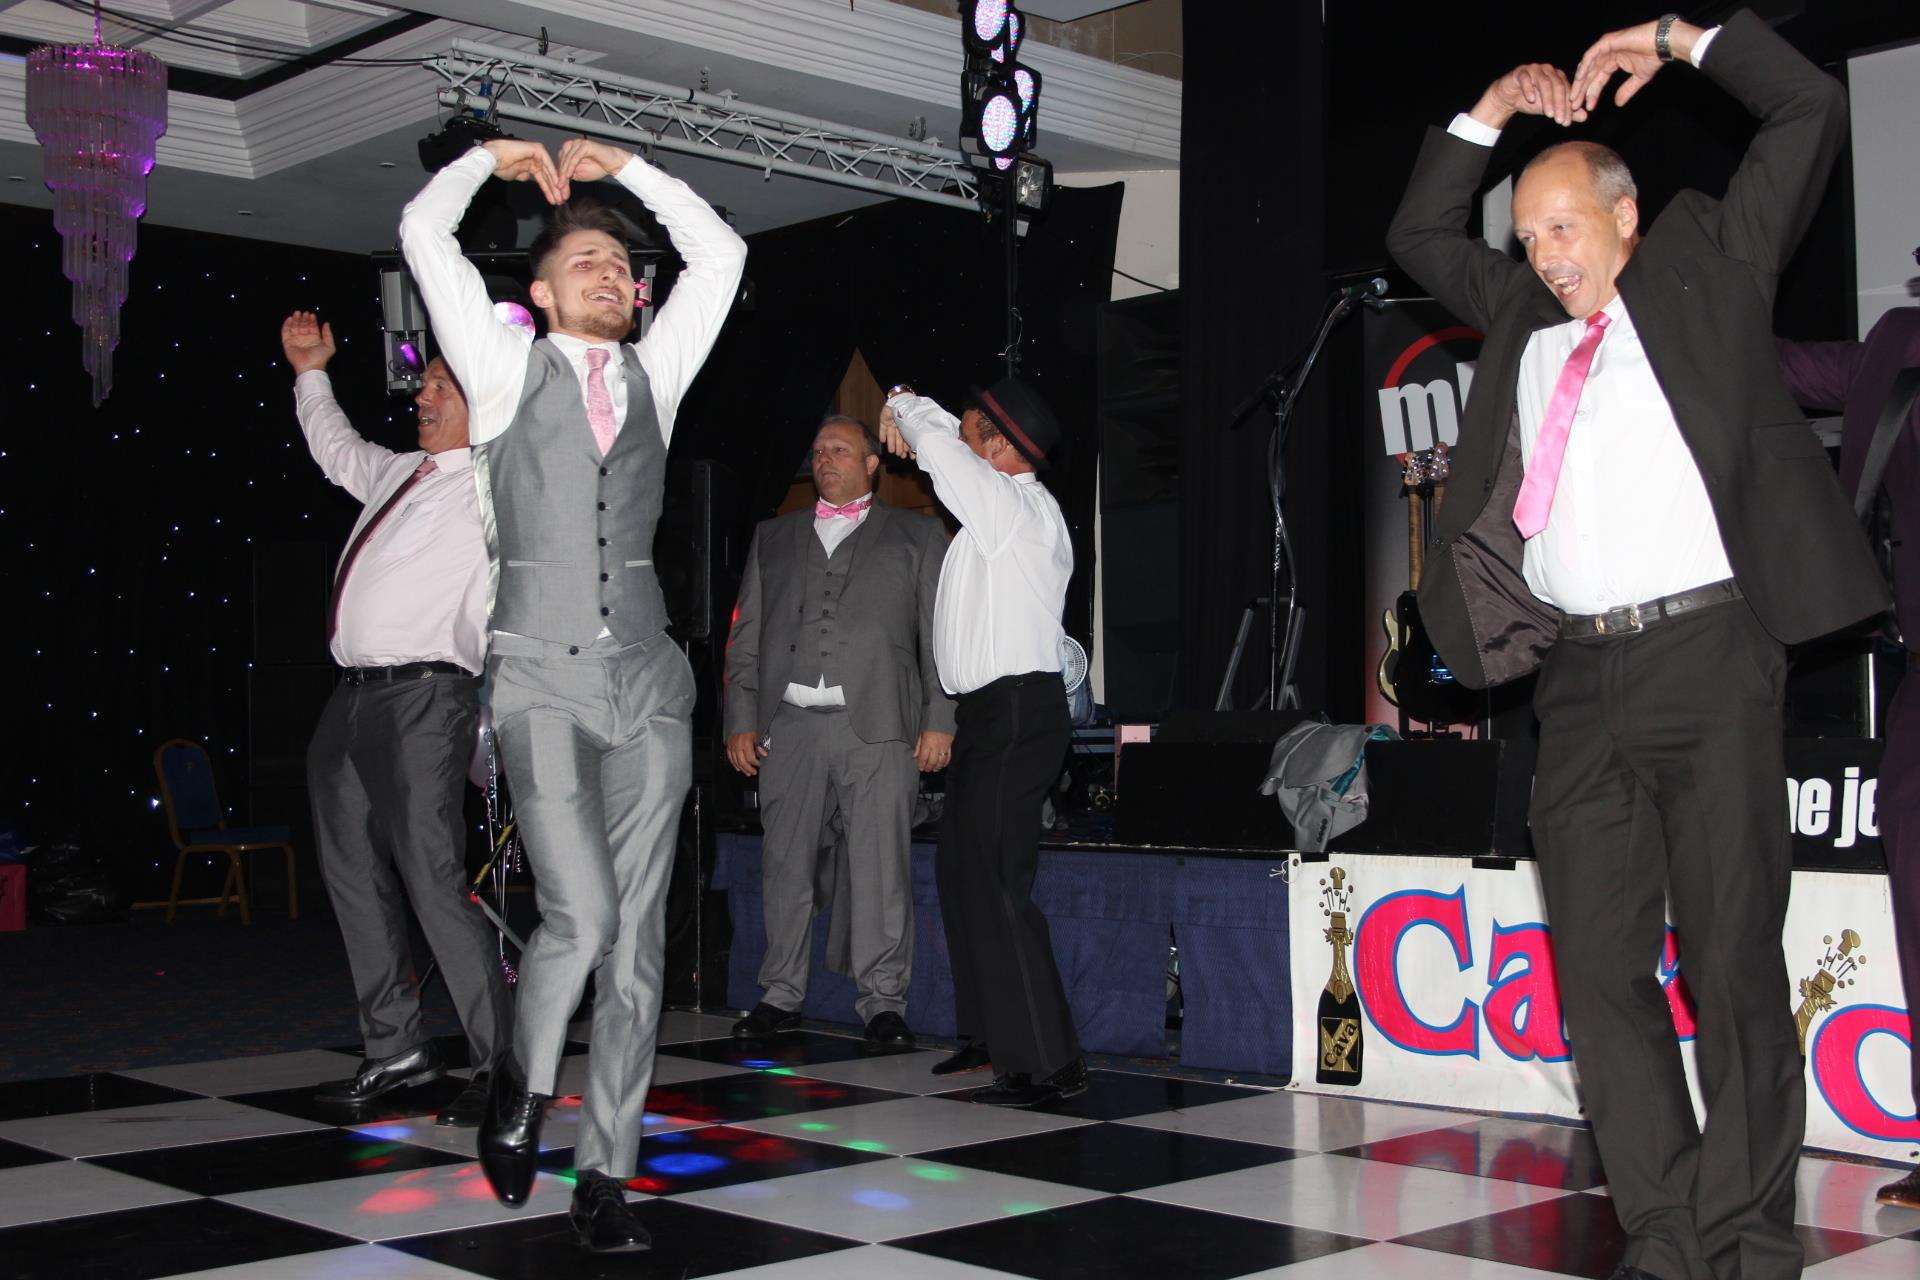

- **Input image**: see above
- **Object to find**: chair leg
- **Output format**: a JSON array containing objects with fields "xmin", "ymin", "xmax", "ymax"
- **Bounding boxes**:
[
  {"xmin": 231, "ymin": 854, "xmax": 252, "ymax": 926},
  {"xmin": 216, "ymin": 861, "xmax": 234, "ymax": 919},
  {"xmin": 283, "ymin": 846, "xmax": 299, "ymax": 920},
  {"xmin": 166, "ymin": 850, "xmax": 189, "ymax": 925}
]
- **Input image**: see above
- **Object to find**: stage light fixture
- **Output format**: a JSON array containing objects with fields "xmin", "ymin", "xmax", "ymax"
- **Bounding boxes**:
[
  {"xmin": 378, "ymin": 266, "xmax": 428, "ymax": 393},
  {"xmin": 417, "ymin": 112, "xmax": 506, "ymax": 173},
  {"xmin": 1012, "ymin": 154, "xmax": 1053, "ymax": 215},
  {"xmin": 964, "ymin": 0, "xmax": 1010, "ymax": 53}
]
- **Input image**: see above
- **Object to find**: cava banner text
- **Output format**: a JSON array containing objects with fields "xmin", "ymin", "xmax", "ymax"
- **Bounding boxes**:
[{"xmin": 1288, "ymin": 852, "xmax": 1917, "ymax": 1161}]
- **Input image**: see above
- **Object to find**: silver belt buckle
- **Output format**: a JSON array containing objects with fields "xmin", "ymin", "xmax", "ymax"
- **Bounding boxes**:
[{"xmin": 1595, "ymin": 602, "xmax": 1643, "ymax": 635}]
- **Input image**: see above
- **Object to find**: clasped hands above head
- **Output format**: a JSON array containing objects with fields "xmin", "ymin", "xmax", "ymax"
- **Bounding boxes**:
[
  {"xmin": 1477, "ymin": 17, "xmax": 1707, "ymax": 131},
  {"xmin": 481, "ymin": 136, "xmax": 634, "ymax": 205}
]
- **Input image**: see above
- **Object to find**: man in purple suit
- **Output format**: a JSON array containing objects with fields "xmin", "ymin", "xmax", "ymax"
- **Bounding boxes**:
[{"xmin": 1779, "ymin": 304, "xmax": 1920, "ymax": 1208}]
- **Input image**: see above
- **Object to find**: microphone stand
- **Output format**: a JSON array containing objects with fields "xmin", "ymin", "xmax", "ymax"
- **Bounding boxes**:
[{"xmin": 1228, "ymin": 289, "xmax": 1367, "ymax": 711}]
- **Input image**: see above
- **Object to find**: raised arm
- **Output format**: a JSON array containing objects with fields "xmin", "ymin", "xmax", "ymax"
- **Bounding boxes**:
[
  {"xmin": 397, "ymin": 141, "xmax": 554, "ymax": 443},
  {"xmin": 1386, "ymin": 63, "xmax": 1581, "ymax": 331},
  {"xmin": 883, "ymin": 394, "xmax": 1028, "ymax": 555},
  {"xmin": 554, "ymin": 137, "xmax": 747, "ymax": 441},
  {"xmin": 1573, "ymin": 11, "xmax": 1841, "ymax": 276},
  {"xmin": 282, "ymin": 311, "xmax": 391, "ymax": 503}
]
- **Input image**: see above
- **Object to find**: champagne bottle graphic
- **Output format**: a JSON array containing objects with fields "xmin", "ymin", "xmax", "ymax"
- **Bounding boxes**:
[
  {"xmin": 1317, "ymin": 867, "xmax": 1363, "ymax": 1085},
  {"xmin": 1792, "ymin": 929, "xmax": 1865, "ymax": 1055}
]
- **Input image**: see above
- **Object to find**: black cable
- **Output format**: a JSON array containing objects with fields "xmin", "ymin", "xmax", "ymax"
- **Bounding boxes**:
[{"xmin": 1113, "ymin": 267, "xmax": 1170, "ymax": 292}]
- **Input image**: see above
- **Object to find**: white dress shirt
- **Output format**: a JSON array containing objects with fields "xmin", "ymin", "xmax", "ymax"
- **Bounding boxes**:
[
  {"xmin": 399, "ymin": 144, "xmax": 746, "ymax": 638},
  {"xmin": 888, "ymin": 394, "xmax": 1071, "ymax": 696},
  {"xmin": 1445, "ymin": 25, "xmax": 1733, "ymax": 615},
  {"xmin": 398, "ymin": 145, "xmax": 746, "ymax": 449},
  {"xmin": 295, "ymin": 370, "xmax": 489, "ymax": 673},
  {"xmin": 782, "ymin": 501, "xmax": 872, "ymax": 709}
]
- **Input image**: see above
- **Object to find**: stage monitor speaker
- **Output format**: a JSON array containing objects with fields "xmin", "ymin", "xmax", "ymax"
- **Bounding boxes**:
[
  {"xmin": 1098, "ymin": 290, "xmax": 1182, "ymax": 721},
  {"xmin": 254, "ymin": 540, "xmax": 330, "ymax": 665}
]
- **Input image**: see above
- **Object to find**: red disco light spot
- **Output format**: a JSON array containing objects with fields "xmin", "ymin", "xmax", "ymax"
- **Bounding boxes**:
[{"xmin": 361, "ymin": 1187, "xmax": 436, "ymax": 1215}]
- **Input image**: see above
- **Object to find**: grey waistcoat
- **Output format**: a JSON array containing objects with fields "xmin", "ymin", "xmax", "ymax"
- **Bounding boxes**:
[
  {"xmin": 481, "ymin": 340, "xmax": 668, "ymax": 646},
  {"xmin": 787, "ymin": 518, "xmax": 873, "ymax": 691}
]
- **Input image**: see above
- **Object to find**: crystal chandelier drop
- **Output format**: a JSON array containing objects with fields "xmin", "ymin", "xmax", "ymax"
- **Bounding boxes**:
[{"xmin": 25, "ymin": 4, "xmax": 168, "ymax": 407}]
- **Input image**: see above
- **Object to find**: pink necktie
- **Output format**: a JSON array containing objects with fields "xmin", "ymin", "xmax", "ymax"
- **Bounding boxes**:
[
  {"xmin": 1512, "ymin": 312, "xmax": 1611, "ymax": 539},
  {"xmin": 815, "ymin": 494, "xmax": 873, "ymax": 521},
  {"xmin": 585, "ymin": 347, "xmax": 618, "ymax": 456}
]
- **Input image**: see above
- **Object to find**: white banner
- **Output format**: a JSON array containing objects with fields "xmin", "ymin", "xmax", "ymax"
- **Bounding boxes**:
[{"xmin": 1288, "ymin": 852, "xmax": 1918, "ymax": 1162}]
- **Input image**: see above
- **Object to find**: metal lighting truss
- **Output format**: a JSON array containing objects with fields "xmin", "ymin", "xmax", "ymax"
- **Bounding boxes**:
[{"xmin": 426, "ymin": 39, "xmax": 983, "ymax": 213}]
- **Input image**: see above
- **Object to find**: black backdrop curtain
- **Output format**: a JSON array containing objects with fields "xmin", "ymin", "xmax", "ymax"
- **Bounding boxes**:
[
  {"xmin": 676, "ymin": 183, "xmax": 1122, "ymax": 648},
  {"xmin": 1178, "ymin": 0, "xmax": 1342, "ymax": 714}
]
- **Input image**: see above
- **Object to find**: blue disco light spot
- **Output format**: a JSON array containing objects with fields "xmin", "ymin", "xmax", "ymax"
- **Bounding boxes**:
[
  {"xmin": 740, "ymin": 1058, "xmax": 779, "ymax": 1069},
  {"xmin": 852, "ymin": 1189, "xmax": 912, "ymax": 1211},
  {"xmin": 653, "ymin": 1130, "xmax": 692, "ymax": 1144},
  {"xmin": 646, "ymin": 1153, "xmax": 728, "ymax": 1177}
]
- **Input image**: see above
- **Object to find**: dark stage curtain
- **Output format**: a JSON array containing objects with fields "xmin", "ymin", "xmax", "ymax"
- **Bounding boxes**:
[
  {"xmin": 676, "ymin": 184, "xmax": 1122, "ymax": 647},
  {"xmin": 1177, "ymin": 1, "xmax": 1334, "ymax": 713}
]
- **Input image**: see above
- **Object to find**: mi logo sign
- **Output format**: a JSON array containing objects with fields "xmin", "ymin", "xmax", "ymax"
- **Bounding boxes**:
[{"xmin": 1379, "ymin": 360, "xmax": 1475, "ymax": 455}]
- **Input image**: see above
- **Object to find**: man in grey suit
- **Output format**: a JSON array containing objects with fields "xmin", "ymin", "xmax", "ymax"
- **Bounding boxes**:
[
  {"xmin": 723, "ymin": 415, "xmax": 954, "ymax": 1048},
  {"xmin": 400, "ymin": 135, "xmax": 744, "ymax": 1253}
]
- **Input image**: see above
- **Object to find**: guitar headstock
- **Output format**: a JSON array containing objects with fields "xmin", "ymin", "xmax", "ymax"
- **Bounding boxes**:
[{"xmin": 1397, "ymin": 443, "xmax": 1452, "ymax": 491}]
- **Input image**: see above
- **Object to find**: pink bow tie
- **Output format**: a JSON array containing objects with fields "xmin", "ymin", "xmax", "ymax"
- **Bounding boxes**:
[{"xmin": 816, "ymin": 495, "xmax": 873, "ymax": 521}]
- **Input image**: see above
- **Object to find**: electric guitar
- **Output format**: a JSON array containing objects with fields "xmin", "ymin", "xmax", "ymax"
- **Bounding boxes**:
[{"xmin": 1378, "ymin": 445, "xmax": 1481, "ymax": 729}]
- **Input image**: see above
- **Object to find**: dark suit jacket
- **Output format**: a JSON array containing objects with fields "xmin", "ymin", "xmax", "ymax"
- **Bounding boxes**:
[
  {"xmin": 723, "ymin": 499, "xmax": 955, "ymax": 745},
  {"xmin": 1779, "ymin": 307, "xmax": 1920, "ymax": 638},
  {"xmin": 1385, "ymin": 9, "xmax": 1887, "ymax": 689}
]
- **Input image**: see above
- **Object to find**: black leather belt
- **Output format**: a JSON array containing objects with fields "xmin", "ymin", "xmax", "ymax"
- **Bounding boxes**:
[
  {"xmin": 340, "ymin": 661, "xmax": 473, "ymax": 686},
  {"xmin": 963, "ymin": 670, "xmax": 1063, "ymax": 699},
  {"xmin": 1559, "ymin": 579, "xmax": 1742, "ymax": 639}
]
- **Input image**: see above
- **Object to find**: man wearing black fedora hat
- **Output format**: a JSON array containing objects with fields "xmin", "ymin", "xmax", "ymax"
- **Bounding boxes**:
[{"xmin": 879, "ymin": 376, "xmax": 1086, "ymax": 1109}]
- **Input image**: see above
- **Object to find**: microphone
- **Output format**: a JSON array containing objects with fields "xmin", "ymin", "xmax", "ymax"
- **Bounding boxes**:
[{"xmin": 1338, "ymin": 276, "xmax": 1391, "ymax": 306}]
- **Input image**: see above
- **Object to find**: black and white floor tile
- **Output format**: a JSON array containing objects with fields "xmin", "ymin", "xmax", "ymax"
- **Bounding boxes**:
[{"xmin": 1, "ymin": 1011, "xmax": 1915, "ymax": 1279}]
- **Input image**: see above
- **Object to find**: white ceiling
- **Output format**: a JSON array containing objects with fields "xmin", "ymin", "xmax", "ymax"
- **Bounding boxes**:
[{"xmin": 0, "ymin": 0, "xmax": 1179, "ymax": 251}]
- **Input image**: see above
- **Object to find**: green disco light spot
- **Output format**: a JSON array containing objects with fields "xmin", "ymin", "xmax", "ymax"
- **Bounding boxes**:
[
  {"xmin": 911, "ymin": 1165, "xmax": 962, "ymax": 1181},
  {"xmin": 798, "ymin": 1121, "xmax": 836, "ymax": 1132},
  {"xmin": 764, "ymin": 1067, "xmax": 799, "ymax": 1076},
  {"xmin": 846, "ymin": 1140, "xmax": 890, "ymax": 1153}
]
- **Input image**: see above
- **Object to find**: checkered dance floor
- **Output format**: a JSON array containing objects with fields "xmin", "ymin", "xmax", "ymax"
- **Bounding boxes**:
[{"xmin": 2, "ymin": 1014, "xmax": 1916, "ymax": 1279}]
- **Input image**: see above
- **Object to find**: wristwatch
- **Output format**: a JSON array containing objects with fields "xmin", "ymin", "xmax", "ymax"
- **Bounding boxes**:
[{"xmin": 1654, "ymin": 13, "xmax": 1680, "ymax": 63}]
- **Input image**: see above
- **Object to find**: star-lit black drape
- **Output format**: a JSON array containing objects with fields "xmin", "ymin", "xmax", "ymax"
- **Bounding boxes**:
[{"xmin": 0, "ymin": 206, "xmax": 396, "ymax": 894}]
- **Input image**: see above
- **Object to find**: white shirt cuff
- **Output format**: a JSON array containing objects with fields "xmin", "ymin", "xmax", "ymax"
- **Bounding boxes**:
[
  {"xmin": 1689, "ymin": 25, "xmax": 1720, "ymax": 68},
  {"xmin": 294, "ymin": 368, "xmax": 331, "ymax": 391},
  {"xmin": 1447, "ymin": 112, "xmax": 1503, "ymax": 148}
]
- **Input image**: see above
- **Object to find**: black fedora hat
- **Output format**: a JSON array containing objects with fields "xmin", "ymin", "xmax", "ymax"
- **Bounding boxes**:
[{"xmin": 971, "ymin": 376, "xmax": 1062, "ymax": 471}]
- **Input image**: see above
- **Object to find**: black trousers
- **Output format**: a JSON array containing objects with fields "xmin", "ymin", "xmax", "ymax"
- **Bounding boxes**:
[
  {"xmin": 1531, "ymin": 600, "xmax": 1801, "ymax": 1280},
  {"xmin": 307, "ymin": 672, "xmax": 510, "ymax": 1065},
  {"xmin": 938, "ymin": 672, "xmax": 1078, "ymax": 1077}
]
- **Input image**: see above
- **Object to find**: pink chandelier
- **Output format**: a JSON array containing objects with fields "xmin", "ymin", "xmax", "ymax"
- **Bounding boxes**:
[{"xmin": 25, "ymin": 4, "xmax": 168, "ymax": 407}]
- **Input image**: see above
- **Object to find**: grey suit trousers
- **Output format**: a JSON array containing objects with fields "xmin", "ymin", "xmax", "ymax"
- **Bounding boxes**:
[
  {"xmin": 487, "ymin": 629, "xmax": 694, "ymax": 1179},
  {"xmin": 308, "ymin": 673, "xmax": 510, "ymax": 1066},
  {"xmin": 755, "ymin": 702, "xmax": 917, "ymax": 1021}
]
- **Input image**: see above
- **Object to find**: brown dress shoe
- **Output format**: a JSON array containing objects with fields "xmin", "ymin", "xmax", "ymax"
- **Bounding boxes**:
[{"xmin": 1877, "ymin": 1163, "xmax": 1920, "ymax": 1210}]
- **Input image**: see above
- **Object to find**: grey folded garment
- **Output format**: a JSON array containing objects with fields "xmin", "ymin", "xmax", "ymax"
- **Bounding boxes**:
[{"xmin": 1259, "ymin": 721, "xmax": 1398, "ymax": 853}]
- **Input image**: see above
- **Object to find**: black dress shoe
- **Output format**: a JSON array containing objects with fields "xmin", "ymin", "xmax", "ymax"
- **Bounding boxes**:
[
  {"xmin": 313, "ymin": 1042, "xmax": 445, "ymax": 1107},
  {"xmin": 731, "ymin": 1002, "xmax": 803, "ymax": 1038},
  {"xmin": 930, "ymin": 1040, "xmax": 991, "ymax": 1076},
  {"xmin": 863, "ymin": 1011, "xmax": 915, "ymax": 1048},
  {"xmin": 435, "ymin": 1070, "xmax": 490, "ymax": 1127},
  {"xmin": 478, "ymin": 1056, "xmax": 549, "ymax": 1207},
  {"xmin": 1606, "ymin": 1264, "xmax": 1667, "ymax": 1280},
  {"xmin": 571, "ymin": 1169, "xmax": 651, "ymax": 1253},
  {"xmin": 968, "ymin": 1057, "xmax": 1088, "ymax": 1109},
  {"xmin": 1878, "ymin": 1163, "xmax": 1920, "ymax": 1209}
]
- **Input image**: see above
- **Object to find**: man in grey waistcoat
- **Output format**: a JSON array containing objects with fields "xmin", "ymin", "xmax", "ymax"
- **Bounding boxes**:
[
  {"xmin": 723, "ymin": 415, "xmax": 954, "ymax": 1048},
  {"xmin": 400, "ymin": 135, "xmax": 744, "ymax": 1253}
]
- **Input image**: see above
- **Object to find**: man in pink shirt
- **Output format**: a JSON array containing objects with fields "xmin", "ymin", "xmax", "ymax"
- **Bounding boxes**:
[{"xmin": 282, "ymin": 311, "xmax": 510, "ymax": 1130}]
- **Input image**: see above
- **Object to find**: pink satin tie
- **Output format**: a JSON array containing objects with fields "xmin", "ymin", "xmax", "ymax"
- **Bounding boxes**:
[
  {"xmin": 1513, "ymin": 311, "xmax": 1611, "ymax": 540},
  {"xmin": 815, "ymin": 494, "xmax": 873, "ymax": 521},
  {"xmin": 584, "ymin": 347, "xmax": 618, "ymax": 456}
]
